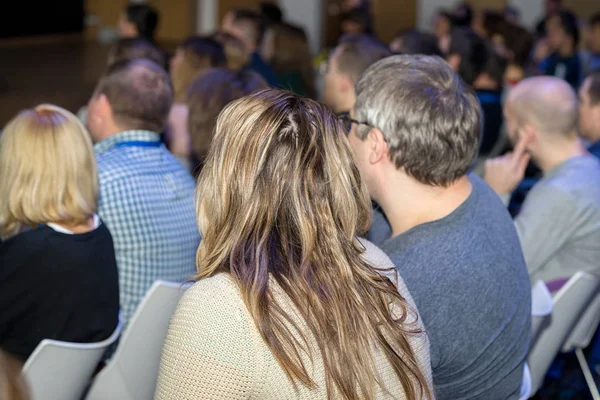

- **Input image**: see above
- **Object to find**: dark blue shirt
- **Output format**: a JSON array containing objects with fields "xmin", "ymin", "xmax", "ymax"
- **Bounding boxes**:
[
  {"xmin": 589, "ymin": 141, "xmax": 600, "ymax": 160},
  {"xmin": 541, "ymin": 53, "xmax": 582, "ymax": 89},
  {"xmin": 248, "ymin": 52, "xmax": 279, "ymax": 87}
]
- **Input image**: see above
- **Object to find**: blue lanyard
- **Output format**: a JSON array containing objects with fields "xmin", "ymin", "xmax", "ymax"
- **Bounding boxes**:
[{"xmin": 115, "ymin": 141, "xmax": 162, "ymax": 148}]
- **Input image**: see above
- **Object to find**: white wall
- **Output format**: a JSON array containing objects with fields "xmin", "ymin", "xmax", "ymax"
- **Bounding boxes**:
[
  {"xmin": 417, "ymin": 0, "xmax": 544, "ymax": 31},
  {"xmin": 196, "ymin": 0, "xmax": 217, "ymax": 34}
]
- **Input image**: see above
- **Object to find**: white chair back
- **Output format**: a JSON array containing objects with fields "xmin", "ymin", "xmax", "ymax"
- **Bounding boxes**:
[
  {"xmin": 22, "ymin": 318, "xmax": 122, "ymax": 400},
  {"xmin": 562, "ymin": 292, "xmax": 600, "ymax": 352},
  {"xmin": 86, "ymin": 280, "xmax": 186, "ymax": 400},
  {"xmin": 531, "ymin": 280, "xmax": 553, "ymax": 346},
  {"xmin": 527, "ymin": 272, "xmax": 600, "ymax": 396}
]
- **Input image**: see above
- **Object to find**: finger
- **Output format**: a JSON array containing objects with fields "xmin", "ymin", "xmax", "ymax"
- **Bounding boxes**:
[
  {"xmin": 516, "ymin": 152, "xmax": 531, "ymax": 175},
  {"xmin": 512, "ymin": 134, "xmax": 530, "ymax": 161}
]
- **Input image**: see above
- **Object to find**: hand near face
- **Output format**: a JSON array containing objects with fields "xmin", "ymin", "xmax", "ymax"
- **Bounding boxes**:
[{"xmin": 484, "ymin": 134, "xmax": 531, "ymax": 195}]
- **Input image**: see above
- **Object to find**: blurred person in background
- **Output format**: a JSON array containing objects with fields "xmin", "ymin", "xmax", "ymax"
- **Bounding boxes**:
[
  {"xmin": 87, "ymin": 59, "xmax": 200, "ymax": 330},
  {"xmin": 222, "ymin": 9, "xmax": 279, "ymax": 87},
  {"xmin": 118, "ymin": 3, "xmax": 159, "ymax": 42},
  {"xmin": 446, "ymin": 27, "xmax": 489, "ymax": 87},
  {"xmin": 166, "ymin": 36, "xmax": 226, "ymax": 169},
  {"xmin": 539, "ymin": 10, "xmax": 581, "ymax": 88},
  {"xmin": 262, "ymin": 23, "xmax": 316, "ymax": 98},
  {"xmin": 155, "ymin": 89, "xmax": 434, "ymax": 399},
  {"xmin": 186, "ymin": 68, "xmax": 267, "ymax": 175},
  {"xmin": 579, "ymin": 71, "xmax": 600, "ymax": 158},
  {"xmin": 432, "ymin": 9, "xmax": 453, "ymax": 54},
  {"xmin": 535, "ymin": 0, "xmax": 563, "ymax": 38},
  {"xmin": 259, "ymin": 2, "xmax": 283, "ymax": 26},
  {"xmin": 0, "ymin": 105, "xmax": 120, "ymax": 362},
  {"xmin": 213, "ymin": 31, "xmax": 250, "ymax": 72},
  {"xmin": 581, "ymin": 13, "xmax": 600, "ymax": 76},
  {"xmin": 452, "ymin": 2, "xmax": 473, "ymax": 28},
  {"xmin": 340, "ymin": 8, "xmax": 372, "ymax": 36},
  {"xmin": 485, "ymin": 76, "xmax": 600, "ymax": 285},
  {"xmin": 389, "ymin": 29, "xmax": 443, "ymax": 57},
  {"xmin": 323, "ymin": 34, "xmax": 390, "ymax": 114}
]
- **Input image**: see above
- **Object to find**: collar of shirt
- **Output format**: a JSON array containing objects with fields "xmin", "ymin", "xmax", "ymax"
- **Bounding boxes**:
[{"xmin": 94, "ymin": 130, "xmax": 161, "ymax": 155}]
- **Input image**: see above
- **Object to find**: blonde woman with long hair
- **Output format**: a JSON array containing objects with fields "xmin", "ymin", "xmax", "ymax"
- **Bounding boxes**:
[
  {"xmin": 0, "ymin": 105, "xmax": 119, "ymax": 362},
  {"xmin": 155, "ymin": 90, "xmax": 434, "ymax": 399}
]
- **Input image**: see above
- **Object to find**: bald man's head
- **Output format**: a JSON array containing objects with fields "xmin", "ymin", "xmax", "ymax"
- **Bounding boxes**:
[
  {"xmin": 94, "ymin": 58, "xmax": 173, "ymax": 133},
  {"xmin": 506, "ymin": 76, "xmax": 578, "ymax": 140}
]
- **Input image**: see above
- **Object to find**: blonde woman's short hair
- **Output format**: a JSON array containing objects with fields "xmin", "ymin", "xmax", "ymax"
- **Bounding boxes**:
[{"xmin": 0, "ymin": 105, "xmax": 98, "ymax": 240}]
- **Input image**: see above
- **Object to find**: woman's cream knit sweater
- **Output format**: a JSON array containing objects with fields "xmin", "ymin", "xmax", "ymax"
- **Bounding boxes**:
[{"xmin": 155, "ymin": 239, "xmax": 433, "ymax": 399}]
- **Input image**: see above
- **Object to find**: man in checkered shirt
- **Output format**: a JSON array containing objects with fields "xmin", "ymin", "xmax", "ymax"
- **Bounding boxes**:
[{"xmin": 86, "ymin": 59, "xmax": 200, "ymax": 329}]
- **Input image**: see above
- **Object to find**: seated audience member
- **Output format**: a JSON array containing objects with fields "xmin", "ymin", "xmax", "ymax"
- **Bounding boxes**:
[
  {"xmin": 323, "ymin": 34, "xmax": 391, "ymax": 114},
  {"xmin": 447, "ymin": 27, "xmax": 489, "ymax": 87},
  {"xmin": 340, "ymin": 8, "xmax": 372, "ymax": 36},
  {"xmin": 118, "ymin": 3, "xmax": 159, "ymax": 42},
  {"xmin": 155, "ymin": 89, "xmax": 434, "ymax": 399},
  {"xmin": 222, "ymin": 9, "xmax": 279, "ymax": 87},
  {"xmin": 433, "ymin": 9, "xmax": 453, "ymax": 55},
  {"xmin": 540, "ymin": 10, "xmax": 581, "ymax": 88},
  {"xmin": 186, "ymin": 68, "xmax": 267, "ymax": 173},
  {"xmin": 259, "ymin": 1, "xmax": 283, "ymax": 26},
  {"xmin": 389, "ymin": 29, "xmax": 443, "ymax": 57},
  {"xmin": 452, "ymin": 1, "xmax": 474, "ymax": 28},
  {"xmin": 581, "ymin": 13, "xmax": 600, "ymax": 76},
  {"xmin": 107, "ymin": 37, "xmax": 167, "ymax": 69},
  {"xmin": 473, "ymin": 46, "xmax": 509, "ymax": 157},
  {"xmin": 499, "ymin": 23, "xmax": 534, "ymax": 87},
  {"xmin": 485, "ymin": 76, "xmax": 600, "ymax": 283},
  {"xmin": 167, "ymin": 37, "xmax": 226, "ymax": 167},
  {"xmin": 535, "ymin": 0, "xmax": 563, "ymax": 38},
  {"xmin": 349, "ymin": 55, "xmax": 531, "ymax": 398},
  {"xmin": 580, "ymin": 71, "xmax": 600, "ymax": 158},
  {"xmin": 213, "ymin": 31, "xmax": 250, "ymax": 72},
  {"xmin": 87, "ymin": 59, "xmax": 200, "ymax": 329},
  {"xmin": 262, "ymin": 23, "xmax": 316, "ymax": 98},
  {"xmin": 0, "ymin": 105, "xmax": 120, "ymax": 361}
]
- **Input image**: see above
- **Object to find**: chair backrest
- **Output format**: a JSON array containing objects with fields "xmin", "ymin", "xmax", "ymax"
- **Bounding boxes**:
[
  {"xmin": 86, "ymin": 280, "xmax": 186, "ymax": 400},
  {"xmin": 562, "ymin": 290, "xmax": 600, "ymax": 352},
  {"xmin": 528, "ymin": 272, "xmax": 600, "ymax": 395},
  {"xmin": 22, "ymin": 319, "xmax": 122, "ymax": 400},
  {"xmin": 531, "ymin": 280, "xmax": 553, "ymax": 346}
]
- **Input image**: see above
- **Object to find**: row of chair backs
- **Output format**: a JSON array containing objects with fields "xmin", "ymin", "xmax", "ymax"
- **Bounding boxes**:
[
  {"xmin": 527, "ymin": 272, "xmax": 600, "ymax": 396},
  {"xmin": 21, "ymin": 280, "xmax": 185, "ymax": 400}
]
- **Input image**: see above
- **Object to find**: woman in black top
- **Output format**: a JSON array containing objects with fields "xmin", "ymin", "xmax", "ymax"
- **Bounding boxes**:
[{"xmin": 0, "ymin": 105, "xmax": 119, "ymax": 362}]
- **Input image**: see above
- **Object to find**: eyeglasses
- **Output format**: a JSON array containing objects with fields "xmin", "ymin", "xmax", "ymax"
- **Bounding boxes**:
[{"xmin": 338, "ymin": 112, "xmax": 372, "ymax": 135}]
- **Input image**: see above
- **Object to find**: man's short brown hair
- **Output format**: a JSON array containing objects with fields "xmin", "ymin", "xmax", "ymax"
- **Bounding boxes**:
[
  {"xmin": 335, "ymin": 34, "xmax": 391, "ymax": 84},
  {"xmin": 586, "ymin": 71, "xmax": 600, "ymax": 106},
  {"xmin": 95, "ymin": 59, "xmax": 173, "ymax": 133},
  {"xmin": 355, "ymin": 55, "xmax": 481, "ymax": 187}
]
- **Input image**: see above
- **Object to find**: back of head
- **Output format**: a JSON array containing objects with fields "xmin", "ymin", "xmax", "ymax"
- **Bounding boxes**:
[
  {"xmin": 126, "ymin": 3, "xmax": 159, "ymax": 41},
  {"xmin": 260, "ymin": 2, "xmax": 283, "ymax": 25},
  {"xmin": 482, "ymin": 44, "xmax": 508, "ymax": 87},
  {"xmin": 508, "ymin": 76, "xmax": 578, "ymax": 138},
  {"xmin": 196, "ymin": 88, "xmax": 430, "ymax": 399},
  {"xmin": 355, "ymin": 55, "xmax": 480, "ymax": 186},
  {"xmin": 94, "ymin": 59, "xmax": 173, "ymax": 133},
  {"xmin": 186, "ymin": 68, "xmax": 267, "ymax": 161},
  {"xmin": 213, "ymin": 31, "xmax": 250, "ymax": 71},
  {"xmin": 107, "ymin": 37, "xmax": 166, "ymax": 69},
  {"xmin": 395, "ymin": 29, "xmax": 443, "ymax": 57},
  {"xmin": 180, "ymin": 36, "xmax": 227, "ymax": 69},
  {"xmin": 452, "ymin": 2, "xmax": 473, "ymax": 27},
  {"xmin": 449, "ymin": 27, "xmax": 490, "ymax": 85},
  {"xmin": 336, "ymin": 34, "xmax": 391, "ymax": 84},
  {"xmin": 232, "ymin": 9, "xmax": 266, "ymax": 50},
  {"xmin": 0, "ymin": 105, "xmax": 98, "ymax": 240}
]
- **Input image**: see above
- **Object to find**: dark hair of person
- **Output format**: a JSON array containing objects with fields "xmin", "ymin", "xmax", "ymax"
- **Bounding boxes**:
[
  {"xmin": 125, "ymin": 4, "xmax": 159, "ymax": 41},
  {"xmin": 589, "ymin": 12, "xmax": 600, "ymax": 28},
  {"xmin": 586, "ymin": 71, "xmax": 600, "ymax": 105},
  {"xmin": 482, "ymin": 45, "xmax": 509, "ymax": 87},
  {"xmin": 260, "ymin": 2, "xmax": 283, "ymax": 25},
  {"xmin": 395, "ymin": 29, "xmax": 443, "ymax": 57},
  {"xmin": 551, "ymin": 9, "xmax": 580, "ymax": 47},
  {"xmin": 94, "ymin": 59, "xmax": 173, "ymax": 133},
  {"xmin": 107, "ymin": 37, "xmax": 166, "ymax": 69},
  {"xmin": 452, "ymin": 2, "xmax": 473, "ymax": 27},
  {"xmin": 449, "ymin": 27, "xmax": 489, "ymax": 85},
  {"xmin": 336, "ymin": 34, "xmax": 391, "ymax": 83}
]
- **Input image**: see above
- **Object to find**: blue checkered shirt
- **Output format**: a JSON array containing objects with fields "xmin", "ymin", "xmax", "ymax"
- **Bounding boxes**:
[{"xmin": 95, "ymin": 130, "xmax": 200, "ymax": 329}]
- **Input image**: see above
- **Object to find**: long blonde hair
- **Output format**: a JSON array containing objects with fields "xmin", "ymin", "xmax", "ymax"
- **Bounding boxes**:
[
  {"xmin": 196, "ymin": 89, "xmax": 431, "ymax": 399},
  {"xmin": 0, "ymin": 105, "xmax": 98, "ymax": 240}
]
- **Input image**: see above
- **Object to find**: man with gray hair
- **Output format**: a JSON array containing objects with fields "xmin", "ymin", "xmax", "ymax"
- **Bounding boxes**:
[
  {"xmin": 485, "ymin": 76, "xmax": 600, "ymax": 284},
  {"xmin": 347, "ymin": 54, "xmax": 531, "ymax": 398}
]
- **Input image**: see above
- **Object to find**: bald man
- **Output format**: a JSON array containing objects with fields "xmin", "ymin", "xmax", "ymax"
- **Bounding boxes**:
[{"xmin": 485, "ymin": 76, "xmax": 600, "ymax": 284}]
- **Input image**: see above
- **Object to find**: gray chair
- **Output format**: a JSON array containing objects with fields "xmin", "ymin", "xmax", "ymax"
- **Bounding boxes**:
[
  {"xmin": 22, "ymin": 318, "xmax": 122, "ymax": 400},
  {"xmin": 561, "ymin": 291, "xmax": 600, "ymax": 399},
  {"xmin": 86, "ymin": 280, "xmax": 187, "ymax": 400},
  {"xmin": 527, "ymin": 272, "xmax": 600, "ymax": 396}
]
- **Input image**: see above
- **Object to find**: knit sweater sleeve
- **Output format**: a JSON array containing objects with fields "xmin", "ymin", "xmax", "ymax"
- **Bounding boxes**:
[{"xmin": 154, "ymin": 274, "xmax": 261, "ymax": 400}]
